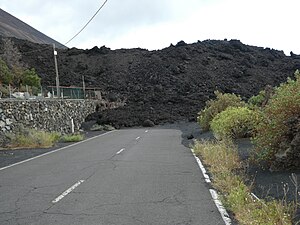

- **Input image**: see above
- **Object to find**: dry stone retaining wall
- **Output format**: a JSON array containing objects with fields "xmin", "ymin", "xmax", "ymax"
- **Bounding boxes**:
[{"xmin": 0, "ymin": 99, "xmax": 117, "ymax": 135}]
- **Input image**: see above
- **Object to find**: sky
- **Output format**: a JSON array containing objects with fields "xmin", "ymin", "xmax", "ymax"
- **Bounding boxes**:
[{"xmin": 0, "ymin": 0, "xmax": 299, "ymax": 55}]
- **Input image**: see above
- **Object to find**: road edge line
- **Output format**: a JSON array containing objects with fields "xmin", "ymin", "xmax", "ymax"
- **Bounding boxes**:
[
  {"xmin": 191, "ymin": 148, "xmax": 232, "ymax": 225},
  {"xmin": 191, "ymin": 149, "xmax": 211, "ymax": 183},
  {"xmin": 209, "ymin": 189, "xmax": 232, "ymax": 225},
  {"xmin": 0, "ymin": 130, "xmax": 116, "ymax": 172}
]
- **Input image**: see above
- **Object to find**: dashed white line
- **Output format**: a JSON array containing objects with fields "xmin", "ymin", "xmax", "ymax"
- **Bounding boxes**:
[
  {"xmin": 116, "ymin": 148, "xmax": 125, "ymax": 155},
  {"xmin": 136, "ymin": 136, "xmax": 140, "ymax": 140},
  {"xmin": 52, "ymin": 180, "xmax": 85, "ymax": 203},
  {"xmin": 145, "ymin": 130, "xmax": 149, "ymax": 133}
]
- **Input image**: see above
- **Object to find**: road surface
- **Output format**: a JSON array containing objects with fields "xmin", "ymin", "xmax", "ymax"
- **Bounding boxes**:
[{"xmin": 0, "ymin": 128, "xmax": 225, "ymax": 225}]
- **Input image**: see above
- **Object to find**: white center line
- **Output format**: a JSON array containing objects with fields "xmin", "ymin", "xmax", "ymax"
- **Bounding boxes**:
[
  {"xmin": 116, "ymin": 148, "xmax": 125, "ymax": 155},
  {"xmin": 136, "ymin": 136, "xmax": 140, "ymax": 140},
  {"xmin": 52, "ymin": 180, "xmax": 85, "ymax": 203}
]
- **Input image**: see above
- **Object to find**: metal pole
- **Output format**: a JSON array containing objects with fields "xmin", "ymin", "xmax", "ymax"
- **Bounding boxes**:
[
  {"xmin": 82, "ymin": 75, "xmax": 86, "ymax": 99},
  {"xmin": 53, "ymin": 43, "xmax": 60, "ymax": 98},
  {"xmin": 9, "ymin": 84, "xmax": 11, "ymax": 98}
]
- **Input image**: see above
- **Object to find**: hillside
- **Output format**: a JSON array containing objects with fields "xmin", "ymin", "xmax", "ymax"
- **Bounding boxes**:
[
  {"xmin": 0, "ymin": 8, "xmax": 65, "ymax": 48},
  {"xmin": 2, "ymin": 37, "xmax": 300, "ymax": 128}
]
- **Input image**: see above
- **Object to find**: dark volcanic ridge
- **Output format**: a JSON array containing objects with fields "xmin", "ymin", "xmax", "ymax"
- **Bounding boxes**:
[
  {"xmin": 1, "ymin": 37, "xmax": 300, "ymax": 128},
  {"xmin": 0, "ymin": 8, "xmax": 66, "ymax": 48}
]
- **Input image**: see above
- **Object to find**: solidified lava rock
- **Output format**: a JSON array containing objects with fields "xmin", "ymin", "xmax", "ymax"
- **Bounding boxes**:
[
  {"xmin": 2, "ymin": 37, "xmax": 300, "ymax": 128},
  {"xmin": 142, "ymin": 119, "xmax": 155, "ymax": 127}
]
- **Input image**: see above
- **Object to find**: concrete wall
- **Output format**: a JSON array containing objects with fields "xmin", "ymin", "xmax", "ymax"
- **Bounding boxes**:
[{"xmin": 0, "ymin": 99, "xmax": 118, "ymax": 135}]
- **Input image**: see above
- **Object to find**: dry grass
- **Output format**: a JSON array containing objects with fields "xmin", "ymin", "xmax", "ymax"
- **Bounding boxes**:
[
  {"xmin": 193, "ymin": 139, "xmax": 294, "ymax": 225},
  {"xmin": 6, "ymin": 129, "xmax": 60, "ymax": 149}
]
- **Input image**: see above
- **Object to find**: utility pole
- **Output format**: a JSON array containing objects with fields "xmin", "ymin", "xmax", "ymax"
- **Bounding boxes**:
[{"xmin": 53, "ymin": 43, "xmax": 60, "ymax": 98}]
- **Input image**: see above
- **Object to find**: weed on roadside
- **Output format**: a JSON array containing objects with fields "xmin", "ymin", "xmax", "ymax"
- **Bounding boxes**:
[
  {"xmin": 6, "ymin": 129, "xmax": 60, "ymax": 149},
  {"xmin": 60, "ymin": 133, "xmax": 84, "ymax": 142},
  {"xmin": 193, "ymin": 140, "xmax": 294, "ymax": 225}
]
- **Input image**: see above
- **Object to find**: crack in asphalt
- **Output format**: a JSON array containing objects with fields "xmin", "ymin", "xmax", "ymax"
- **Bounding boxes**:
[
  {"xmin": 41, "ymin": 211, "xmax": 150, "ymax": 224},
  {"xmin": 80, "ymin": 189, "xmax": 186, "ymax": 215}
]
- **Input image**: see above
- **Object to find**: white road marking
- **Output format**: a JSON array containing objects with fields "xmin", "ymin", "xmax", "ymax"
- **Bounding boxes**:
[
  {"xmin": 52, "ymin": 180, "xmax": 85, "ymax": 203},
  {"xmin": 191, "ymin": 148, "xmax": 231, "ymax": 225},
  {"xmin": 191, "ymin": 149, "xmax": 211, "ymax": 183},
  {"xmin": 136, "ymin": 136, "xmax": 140, "ymax": 140},
  {"xmin": 145, "ymin": 130, "xmax": 148, "ymax": 133},
  {"xmin": 0, "ymin": 131, "xmax": 116, "ymax": 172},
  {"xmin": 116, "ymin": 148, "xmax": 125, "ymax": 155},
  {"xmin": 251, "ymin": 192, "xmax": 260, "ymax": 201},
  {"xmin": 210, "ymin": 189, "xmax": 232, "ymax": 225},
  {"xmin": 251, "ymin": 192, "xmax": 266, "ymax": 205}
]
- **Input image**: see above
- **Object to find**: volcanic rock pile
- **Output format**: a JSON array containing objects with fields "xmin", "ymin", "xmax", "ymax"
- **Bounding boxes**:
[{"xmin": 2, "ymin": 37, "xmax": 300, "ymax": 128}]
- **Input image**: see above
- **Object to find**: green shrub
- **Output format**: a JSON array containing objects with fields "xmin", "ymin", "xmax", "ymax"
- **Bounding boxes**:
[
  {"xmin": 22, "ymin": 68, "xmax": 41, "ymax": 88},
  {"xmin": 0, "ymin": 59, "xmax": 13, "ymax": 85},
  {"xmin": 248, "ymin": 90, "xmax": 265, "ymax": 107},
  {"xmin": 210, "ymin": 107, "xmax": 260, "ymax": 140},
  {"xmin": 197, "ymin": 91, "xmax": 246, "ymax": 131},
  {"xmin": 7, "ymin": 129, "xmax": 60, "ymax": 149},
  {"xmin": 60, "ymin": 134, "xmax": 84, "ymax": 142},
  {"xmin": 252, "ymin": 71, "xmax": 300, "ymax": 163}
]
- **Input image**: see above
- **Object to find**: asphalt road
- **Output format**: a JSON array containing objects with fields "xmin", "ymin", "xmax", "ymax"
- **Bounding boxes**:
[{"xmin": 0, "ymin": 128, "xmax": 225, "ymax": 225}]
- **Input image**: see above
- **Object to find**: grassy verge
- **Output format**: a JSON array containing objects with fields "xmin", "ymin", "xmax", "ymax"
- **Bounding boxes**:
[
  {"xmin": 6, "ymin": 129, "xmax": 60, "ymax": 149},
  {"xmin": 5, "ymin": 130, "xmax": 85, "ymax": 149},
  {"xmin": 60, "ymin": 133, "xmax": 84, "ymax": 142},
  {"xmin": 193, "ymin": 140, "xmax": 294, "ymax": 225}
]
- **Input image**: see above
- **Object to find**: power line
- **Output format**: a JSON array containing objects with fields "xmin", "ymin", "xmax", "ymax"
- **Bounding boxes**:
[{"xmin": 64, "ymin": 0, "xmax": 108, "ymax": 45}]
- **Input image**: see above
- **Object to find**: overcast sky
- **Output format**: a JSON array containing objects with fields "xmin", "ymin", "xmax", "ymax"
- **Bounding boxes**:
[{"xmin": 0, "ymin": 0, "xmax": 299, "ymax": 55}]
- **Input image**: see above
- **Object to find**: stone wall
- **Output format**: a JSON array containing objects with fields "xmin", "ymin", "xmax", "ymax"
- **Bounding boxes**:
[{"xmin": 0, "ymin": 99, "xmax": 118, "ymax": 135}]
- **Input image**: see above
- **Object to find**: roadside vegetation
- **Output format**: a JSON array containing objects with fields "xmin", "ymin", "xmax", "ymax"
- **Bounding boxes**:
[
  {"xmin": 194, "ymin": 140, "xmax": 293, "ymax": 225},
  {"xmin": 252, "ymin": 70, "xmax": 300, "ymax": 166},
  {"xmin": 197, "ymin": 91, "xmax": 246, "ymax": 131},
  {"xmin": 195, "ymin": 70, "xmax": 300, "ymax": 224},
  {"xmin": 4, "ymin": 129, "xmax": 85, "ymax": 149},
  {"xmin": 60, "ymin": 133, "xmax": 84, "ymax": 142},
  {"xmin": 6, "ymin": 129, "xmax": 60, "ymax": 149}
]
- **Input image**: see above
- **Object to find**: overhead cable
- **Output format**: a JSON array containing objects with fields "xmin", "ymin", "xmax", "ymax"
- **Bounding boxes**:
[{"xmin": 64, "ymin": 0, "xmax": 108, "ymax": 45}]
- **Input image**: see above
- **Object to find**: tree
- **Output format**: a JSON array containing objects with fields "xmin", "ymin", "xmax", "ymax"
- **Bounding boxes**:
[
  {"xmin": 1, "ymin": 38, "xmax": 24, "ymax": 69},
  {"xmin": 0, "ymin": 59, "xmax": 12, "ymax": 84},
  {"xmin": 0, "ymin": 38, "xmax": 42, "ymax": 91},
  {"xmin": 22, "ymin": 68, "xmax": 41, "ymax": 88}
]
